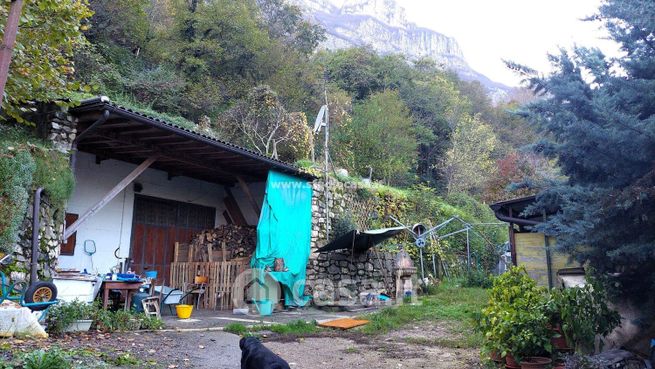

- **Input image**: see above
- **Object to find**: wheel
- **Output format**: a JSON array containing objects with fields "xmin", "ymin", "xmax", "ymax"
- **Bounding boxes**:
[{"xmin": 24, "ymin": 281, "xmax": 57, "ymax": 311}]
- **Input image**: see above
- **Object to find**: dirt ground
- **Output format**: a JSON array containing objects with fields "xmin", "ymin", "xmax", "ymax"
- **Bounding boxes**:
[
  {"xmin": 3, "ymin": 323, "xmax": 481, "ymax": 368},
  {"xmin": 265, "ymin": 325, "xmax": 482, "ymax": 369}
]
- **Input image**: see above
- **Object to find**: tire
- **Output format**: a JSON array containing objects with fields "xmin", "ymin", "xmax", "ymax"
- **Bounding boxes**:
[{"xmin": 24, "ymin": 281, "xmax": 58, "ymax": 311}]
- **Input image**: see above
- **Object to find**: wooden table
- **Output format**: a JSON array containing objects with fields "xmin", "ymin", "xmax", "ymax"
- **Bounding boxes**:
[{"xmin": 101, "ymin": 280, "xmax": 143, "ymax": 310}]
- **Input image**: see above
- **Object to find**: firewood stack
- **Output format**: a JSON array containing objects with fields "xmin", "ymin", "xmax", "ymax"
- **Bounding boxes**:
[{"xmin": 186, "ymin": 225, "xmax": 257, "ymax": 262}]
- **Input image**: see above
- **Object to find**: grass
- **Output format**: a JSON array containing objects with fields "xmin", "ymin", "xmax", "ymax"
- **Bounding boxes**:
[
  {"xmin": 223, "ymin": 323, "xmax": 249, "ymax": 336},
  {"xmin": 359, "ymin": 282, "xmax": 488, "ymax": 346},
  {"xmin": 112, "ymin": 94, "xmax": 197, "ymax": 131},
  {"xmin": 223, "ymin": 320, "xmax": 318, "ymax": 337},
  {"xmin": 269, "ymin": 320, "xmax": 318, "ymax": 335},
  {"xmin": 222, "ymin": 283, "xmax": 488, "ymax": 349}
]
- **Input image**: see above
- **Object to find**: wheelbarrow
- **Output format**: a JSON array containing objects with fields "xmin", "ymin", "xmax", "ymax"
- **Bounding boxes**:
[{"xmin": 0, "ymin": 253, "xmax": 58, "ymax": 320}]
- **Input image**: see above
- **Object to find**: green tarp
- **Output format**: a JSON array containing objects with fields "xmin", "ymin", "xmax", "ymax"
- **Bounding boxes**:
[{"xmin": 251, "ymin": 171, "xmax": 313, "ymax": 306}]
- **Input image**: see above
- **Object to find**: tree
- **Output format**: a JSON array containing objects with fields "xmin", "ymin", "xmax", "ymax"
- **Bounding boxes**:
[
  {"xmin": 322, "ymin": 49, "xmax": 472, "ymax": 185},
  {"xmin": 516, "ymin": 0, "xmax": 655, "ymax": 303},
  {"xmin": 255, "ymin": 0, "xmax": 325, "ymax": 55},
  {"xmin": 0, "ymin": 0, "xmax": 93, "ymax": 123},
  {"xmin": 85, "ymin": 0, "xmax": 151, "ymax": 50},
  {"xmin": 333, "ymin": 90, "xmax": 417, "ymax": 184},
  {"xmin": 216, "ymin": 85, "xmax": 311, "ymax": 162},
  {"xmin": 482, "ymin": 151, "xmax": 559, "ymax": 203},
  {"xmin": 443, "ymin": 114, "xmax": 497, "ymax": 195}
]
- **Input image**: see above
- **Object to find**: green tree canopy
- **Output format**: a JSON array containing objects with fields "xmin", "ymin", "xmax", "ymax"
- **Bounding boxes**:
[
  {"xmin": 1, "ymin": 0, "xmax": 92, "ymax": 123},
  {"xmin": 443, "ymin": 114, "xmax": 498, "ymax": 195},
  {"xmin": 333, "ymin": 90, "xmax": 417, "ymax": 185}
]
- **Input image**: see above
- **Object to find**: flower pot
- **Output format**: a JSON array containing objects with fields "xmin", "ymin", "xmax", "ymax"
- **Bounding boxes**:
[
  {"xmin": 520, "ymin": 356, "xmax": 552, "ymax": 369},
  {"xmin": 490, "ymin": 351, "xmax": 503, "ymax": 363},
  {"xmin": 506, "ymin": 353, "xmax": 521, "ymax": 369},
  {"xmin": 64, "ymin": 319, "xmax": 93, "ymax": 333}
]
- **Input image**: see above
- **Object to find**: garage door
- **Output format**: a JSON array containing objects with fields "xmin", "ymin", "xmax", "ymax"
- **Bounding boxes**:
[{"xmin": 130, "ymin": 195, "xmax": 216, "ymax": 283}]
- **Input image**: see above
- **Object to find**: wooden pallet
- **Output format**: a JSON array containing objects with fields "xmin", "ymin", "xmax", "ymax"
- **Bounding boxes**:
[{"xmin": 169, "ymin": 259, "xmax": 250, "ymax": 310}]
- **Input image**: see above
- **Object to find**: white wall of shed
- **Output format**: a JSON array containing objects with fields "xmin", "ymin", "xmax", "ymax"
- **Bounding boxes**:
[{"xmin": 58, "ymin": 151, "xmax": 265, "ymax": 274}]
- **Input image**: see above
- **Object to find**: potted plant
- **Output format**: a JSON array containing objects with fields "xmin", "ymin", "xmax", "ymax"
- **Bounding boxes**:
[
  {"xmin": 547, "ymin": 276, "xmax": 620, "ymax": 354},
  {"xmin": 479, "ymin": 267, "xmax": 552, "ymax": 369},
  {"xmin": 47, "ymin": 299, "xmax": 96, "ymax": 334},
  {"xmin": 504, "ymin": 298, "xmax": 552, "ymax": 369}
]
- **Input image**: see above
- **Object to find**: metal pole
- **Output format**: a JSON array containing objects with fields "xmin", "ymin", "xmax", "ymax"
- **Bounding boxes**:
[
  {"xmin": 0, "ymin": 0, "xmax": 24, "ymax": 104},
  {"xmin": 466, "ymin": 228, "xmax": 471, "ymax": 274},
  {"xmin": 30, "ymin": 188, "xmax": 43, "ymax": 284},
  {"xmin": 432, "ymin": 253, "xmax": 437, "ymax": 277},
  {"xmin": 419, "ymin": 247, "xmax": 425, "ymax": 283},
  {"xmin": 323, "ymin": 87, "xmax": 330, "ymax": 240}
]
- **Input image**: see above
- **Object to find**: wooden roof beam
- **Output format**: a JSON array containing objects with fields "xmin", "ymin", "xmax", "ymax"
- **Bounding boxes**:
[{"xmin": 93, "ymin": 132, "xmax": 262, "ymax": 182}]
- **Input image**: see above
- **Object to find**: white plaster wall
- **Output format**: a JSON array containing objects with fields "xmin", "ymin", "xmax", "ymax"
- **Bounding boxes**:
[{"xmin": 59, "ymin": 152, "xmax": 264, "ymax": 274}]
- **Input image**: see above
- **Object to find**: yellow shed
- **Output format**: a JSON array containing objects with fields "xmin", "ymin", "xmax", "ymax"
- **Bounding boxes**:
[{"xmin": 490, "ymin": 196, "xmax": 580, "ymax": 288}]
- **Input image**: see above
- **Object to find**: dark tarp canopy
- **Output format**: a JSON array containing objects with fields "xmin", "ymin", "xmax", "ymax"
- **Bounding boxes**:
[{"xmin": 315, "ymin": 226, "xmax": 405, "ymax": 254}]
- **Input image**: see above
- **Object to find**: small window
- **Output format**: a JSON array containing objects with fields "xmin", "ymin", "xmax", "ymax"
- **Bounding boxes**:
[{"xmin": 60, "ymin": 213, "xmax": 78, "ymax": 256}]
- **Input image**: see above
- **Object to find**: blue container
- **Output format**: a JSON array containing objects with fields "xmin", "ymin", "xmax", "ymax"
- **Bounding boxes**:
[
  {"xmin": 144, "ymin": 270, "xmax": 158, "ymax": 279},
  {"xmin": 254, "ymin": 300, "xmax": 273, "ymax": 316}
]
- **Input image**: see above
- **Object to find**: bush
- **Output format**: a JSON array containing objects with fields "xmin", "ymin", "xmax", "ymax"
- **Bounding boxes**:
[
  {"xmin": 547, "ymin": 277, "xmax": 621, "ymax": 353},
  {"xmin": 31, "ymin": 149, "xmax": 74, "ymax": 210},
  {"xmin": 462, "ymin": 269, "xmax": 494, "ymax": 289},
  {"xmin": 479, "ymin": 266, "xmax": 550, "ymax": 362},
  {"xmin": 22, "ymin": 349, "xmax": 69, "ymax": 369},
  {"xmin": 0, "ymin": 126, "xmax": 74, "ymax": 253},
  {"xmin": 0, "ymin": 146, "xmax": 35, "ymax": 253},
  {"xmin": 138, "ymin": 313, "xmax": 164, "ymax": 330},
  {"xmin": 93, "ymin": 304, "xmax": 162, "ymax": 332}
]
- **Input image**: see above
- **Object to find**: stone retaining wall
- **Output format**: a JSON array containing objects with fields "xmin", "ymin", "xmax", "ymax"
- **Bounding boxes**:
[
  {"xmin": 13, "ymin": 195, "xmax": 64, "ymax": 280},
  {"xmin": 10, "ymin": 106, "xmax": 76, "ymax": 281},
  {"xmin": 306, "ymin": 178, "xmax": 399, "ymax": 304}
]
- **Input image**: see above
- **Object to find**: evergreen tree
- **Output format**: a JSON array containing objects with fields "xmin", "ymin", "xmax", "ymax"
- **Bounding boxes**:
[{"xmin": 517, "ymin": 0, "xmax": 655, "ymax": 303}]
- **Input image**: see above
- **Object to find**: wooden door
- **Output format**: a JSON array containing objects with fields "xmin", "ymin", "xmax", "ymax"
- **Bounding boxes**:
[{"xmin": 130, "ymin": 195, "xmax": 216, "ymax": 283}]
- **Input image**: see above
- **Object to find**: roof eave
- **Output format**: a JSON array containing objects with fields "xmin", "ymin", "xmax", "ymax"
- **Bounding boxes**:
[{"xmin": 69, "ymin": 98, "xmax": 316, "ymax": 181}]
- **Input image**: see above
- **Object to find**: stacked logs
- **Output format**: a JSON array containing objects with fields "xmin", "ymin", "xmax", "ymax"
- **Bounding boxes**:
[{"xmin": 188, "ymin": 225, "xmax": 257, "ymax": 262}]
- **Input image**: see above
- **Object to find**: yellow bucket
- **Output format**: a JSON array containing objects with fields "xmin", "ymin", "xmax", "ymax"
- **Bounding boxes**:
[{"xmin": 175, "ymin": 304, "xmax": 193, "ymax": 319}]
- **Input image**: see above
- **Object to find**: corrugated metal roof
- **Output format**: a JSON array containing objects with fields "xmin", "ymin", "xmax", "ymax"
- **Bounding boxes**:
[{"xmin": 70, "ymin": 96, "xmax": 315, "ymax": 181}]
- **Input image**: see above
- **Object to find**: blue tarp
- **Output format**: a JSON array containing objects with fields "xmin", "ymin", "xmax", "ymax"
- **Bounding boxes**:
[{"xmin": 251, "ymin": 171, "xmax": 313, "ymax": 306}]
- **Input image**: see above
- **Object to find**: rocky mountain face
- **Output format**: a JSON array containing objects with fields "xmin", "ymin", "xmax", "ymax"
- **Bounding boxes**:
[{"xmin": 291, "ymin": 0, "xmax": 509, "ymax": 100}]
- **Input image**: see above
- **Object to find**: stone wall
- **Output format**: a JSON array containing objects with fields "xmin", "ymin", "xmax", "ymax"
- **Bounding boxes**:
[
  {"xmin": 45, "ymin": 109, "xmax": 77, "ymax": 153},
  {"xmin": 306, "ymin": 177, "xmax": 400, "ymax": 305},
  {"xmin": 12, "ymin": 195, "xmax": 64, "ymax": 280},
  {"xmin": 10, "ymin": 106, "xmax": 76, "ymax": 281}
]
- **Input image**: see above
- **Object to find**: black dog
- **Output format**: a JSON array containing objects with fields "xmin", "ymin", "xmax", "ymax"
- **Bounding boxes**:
[{"xmin": 240, "ymin": 336, "xmax": 291, "ymax": 369}]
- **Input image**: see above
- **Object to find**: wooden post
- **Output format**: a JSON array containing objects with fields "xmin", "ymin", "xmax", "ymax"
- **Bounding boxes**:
[
  {"xmin": 0, "ymin": 0, "xmax": 24, "ymax": 104},
  {"xmin": 64, "ymin": 156, "xmax": 157, "ymax": 240},
  {"xmin": 236, "ymin": 176, "xmax": 261, "ymax": 216}
]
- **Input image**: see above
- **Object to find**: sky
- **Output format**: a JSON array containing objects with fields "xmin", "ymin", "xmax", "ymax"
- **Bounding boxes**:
[
  {"xmin": 331, "ymin": 0, "xmax": 621, "ymax": 87},
  {"xmin": 396, "ymin": 0, "xmax": 621, "ymax": 86}
]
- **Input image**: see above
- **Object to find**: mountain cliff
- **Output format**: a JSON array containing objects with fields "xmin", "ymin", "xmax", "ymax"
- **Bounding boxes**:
[{"xmin": 291, "ymin": 0, "xmax": 509, "ymax": 99}]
